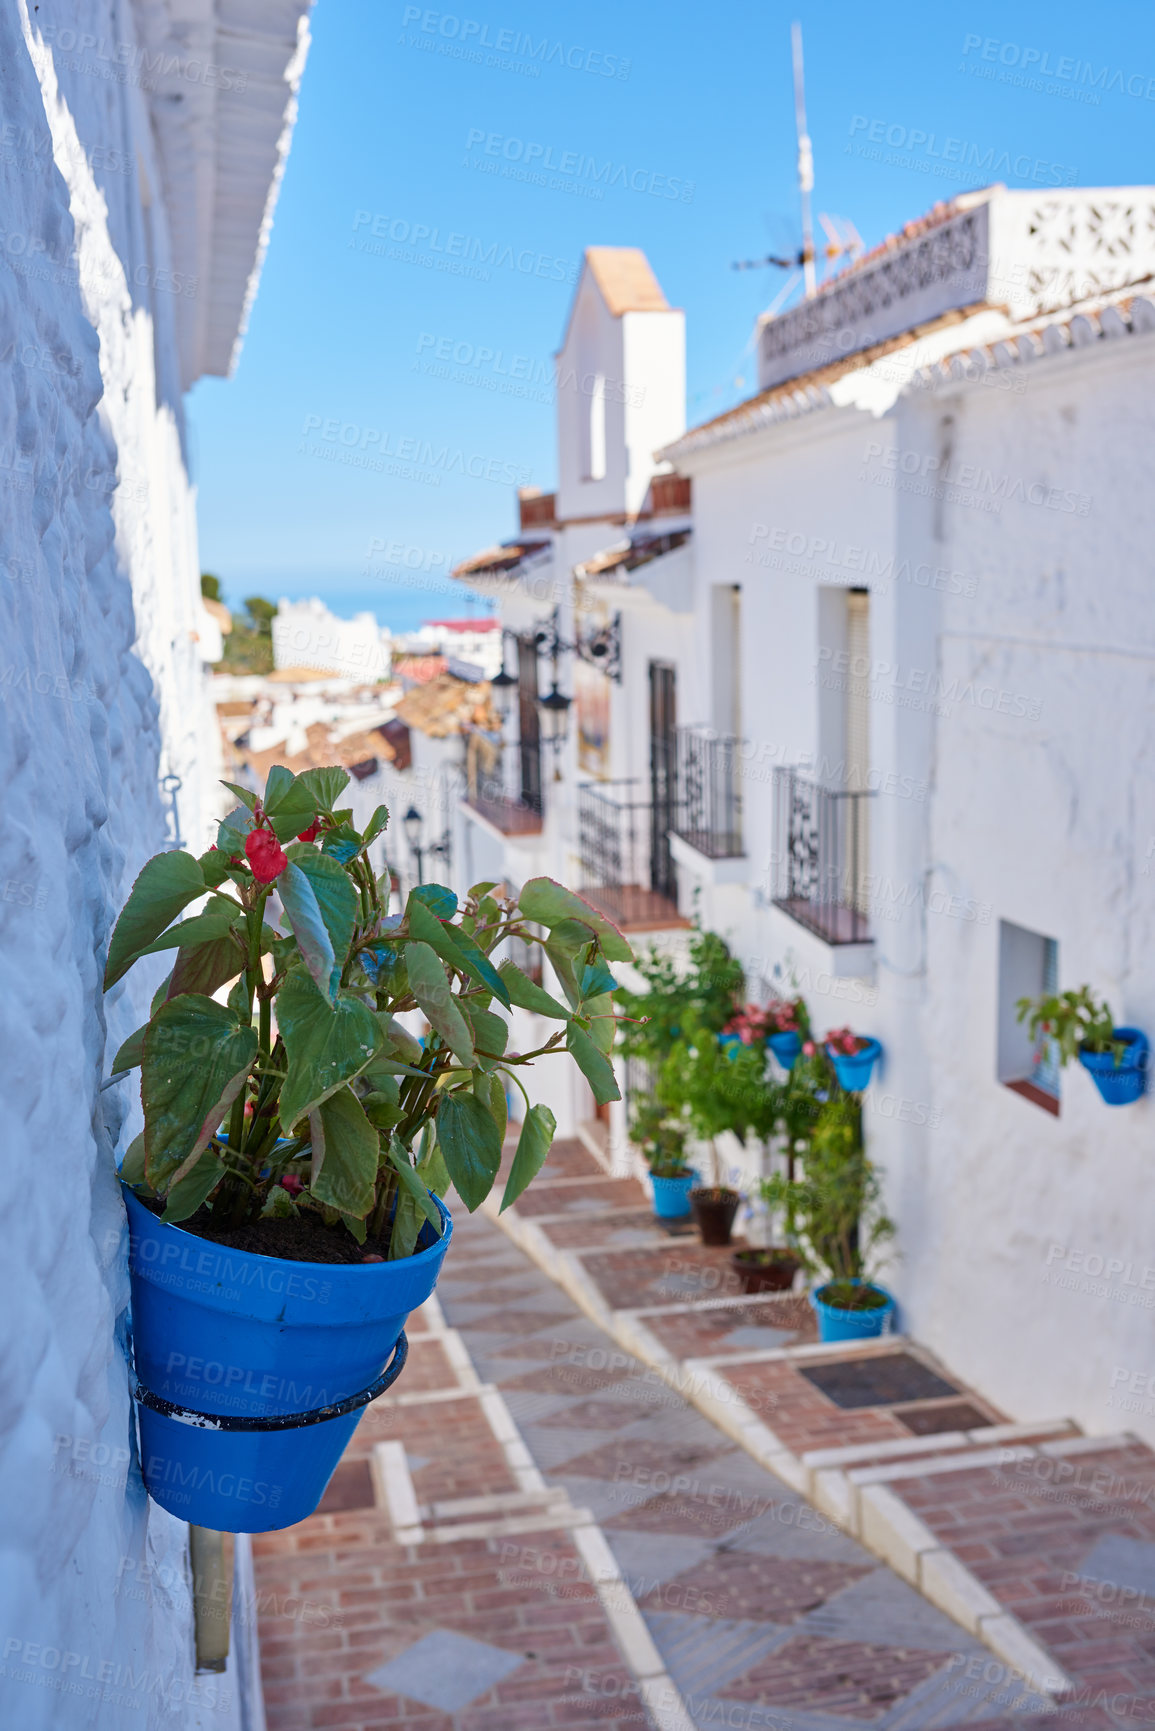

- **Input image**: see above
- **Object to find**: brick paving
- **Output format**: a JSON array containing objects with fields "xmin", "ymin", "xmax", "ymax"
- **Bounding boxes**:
[{"xmin": 247, "ymin": 1144, "xmax": 1149, "ymax": 1728}]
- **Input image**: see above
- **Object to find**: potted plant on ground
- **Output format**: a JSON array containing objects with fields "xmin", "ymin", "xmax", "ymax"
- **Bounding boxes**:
[
  {"xmin": 631, "ymin": 1102, "xmax": 695, "ymax": 1220},
  {"xmin": 762, "ymin": 1093, "xmax": 895, "ymax": 1341},
  {"xmin": 657, "ymin": 1013, "xmax": 775, "ymax": 1245},
  {"xmin": 1016, "ymin": 986, "xmax": 1148, "ymax": 1106},
  {"xmin": 105, "ymin": 764, "xmax": 630, "ymax": 1531},
  {"xmin": 824, "ymin": 1026, "xmax": 882, "ymax": 1092}
]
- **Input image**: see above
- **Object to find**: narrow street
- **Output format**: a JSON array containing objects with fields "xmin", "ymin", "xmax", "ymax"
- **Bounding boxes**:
[{"xmin": 252, "ymin": 1146, "xmax": 1081, "ymax": 1730}]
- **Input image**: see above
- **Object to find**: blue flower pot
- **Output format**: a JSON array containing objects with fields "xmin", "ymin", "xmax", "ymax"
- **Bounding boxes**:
[
  {"xmin": 651, "ymin": 1172, "xmax": 695, "ymax": 1219},
  {"xmin": 1078, "ymin": 1028, "xmax": 1148, "ymax": 1106},
  {"xmin": 122, "ymin": 1184, "xmax": 451, "ymax": 1532},
  {"xmin": 811, "ymin": 1281, "xmax": 895, "ymax": 1343},
  {"xmin": 718, "ymin": 1033, "xmax": 742, "ymax": 1060},
  {"xmin": 827, "ymin": 1037, "xmax": 881, "ymax": 1092},
  {"xmin": 767, "ymin": 1031, "xmax": 802, "ymax": 1071}
]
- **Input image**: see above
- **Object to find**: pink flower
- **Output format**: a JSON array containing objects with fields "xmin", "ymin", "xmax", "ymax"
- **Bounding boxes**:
[
  {"xmin": 802, "ymin": 1040, "xmax": 816, "ymax": 1056},
  {"xmin": 245, "ymin": 827, "xmax": 288, "ymax": 883},
  {"xmin": 280, "ymin": 1174, "xmax": 304, "ymax": 1197}
]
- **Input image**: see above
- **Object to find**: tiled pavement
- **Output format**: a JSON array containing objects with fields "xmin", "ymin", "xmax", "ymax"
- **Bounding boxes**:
[{"xmin": 250, "ymin": 1135, "xmax": 1135, "ymax": 1730}]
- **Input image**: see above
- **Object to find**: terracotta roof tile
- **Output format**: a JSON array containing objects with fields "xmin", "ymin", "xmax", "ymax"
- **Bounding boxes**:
[{"xmin": 584, "ymin": 246, "xmax": 670, "ymax": 315}]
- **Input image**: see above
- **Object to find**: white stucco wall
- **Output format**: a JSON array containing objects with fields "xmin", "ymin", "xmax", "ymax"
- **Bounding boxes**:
[
  {"xmin": 888, "ymin": 329, "xmax": 1155, "ymax": 1442},
  {"xmin": 0, "ymin": 5, "xmax": 240, "ymax": 1725}
]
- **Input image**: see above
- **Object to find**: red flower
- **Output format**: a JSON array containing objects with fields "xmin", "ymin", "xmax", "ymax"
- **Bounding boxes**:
[
  {"xmin": 297, "ymin": 819, "xmax": 321, "ymax": 843},
  {"xmin": 280, "ymin": 1174, "xmax": 304, "ymax": 1197},
  {"xmin": 245, "ymin": 827, "xmax": 288, "ymax": 883}
]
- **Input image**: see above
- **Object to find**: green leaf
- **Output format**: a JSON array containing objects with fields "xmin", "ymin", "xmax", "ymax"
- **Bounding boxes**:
[
  {"xmin": 550, "ymin": 918, "xmax": 600, "ymax": 953},
  {"xmin": 141, "ymin": 997, "xmax": 258, "ymax": 1191},
  {"xmin": 481, "ymin": 1070, "xmax": 507, "ymax": 1144},
  {"xmin": 416, "ymin": 1130, "xmax": 450, "ymax": 1199},
  {"xmin": 406, "ymin": 942, "xmax": 474, "ymax": 1065},
  {"xmin": 277, "ymin": 968, "xmax": 383, "ymax": 1131},
  {"xmin": 362, "ymin": 1091, "xmax": 404, "ymax": 1133},
  {"xmin": 321, "ymin": 825, "xmax": 363, "ymax": 865},
  {"xmin": 583, "ymin": 992, "xmax": 617, "ymax": 1057},
  {"xmin": 544, "ymin": 942, "xmax": 582, "ymax": 1010},
  {"xmin": 384, "ymin": 1136, "xmax": 442, "ymax": 1232},
  {"xmin": 497, "ymin": 960, "xmax": 571, "ymax": 1020},
  {"xmin": 517, "ymin": 877, "xmax": 633, "ymax": 962},
  {"xmin": 297, "ymin": 766, "xmax": 351, "ymax": 813},
  {"xmin": 166, "ymin": 931, "xmax": 247, "ymax": 1002},
  {"xmin": 469, "ymin": 880, "xmax": 498, "ymax": 899},
  {"xmin": 407, "ymin": 894, "xmax": 510, "ymax": 1008},
  {"xmin": 375, "ymin": 1014, "xmax": 425, "ymax": 1064},
  {"xmin": 199, "ymin": 848, "xmax": 230, "ymax": 888},
  {"xmin": 566, "ymin": 1022, "xmax": 621, "ymax": 1105},
  {"xmin": 412, "ymin": 883, "xmax": 458, "ymax": 920},
  {"xmin": 217, "ymin": 804, "xmax": 251, "ymax": 857},
  {"xmin": 111, "ymin": 1024, "xmax": 147, "ymax": 1075},
  {"xmin": 263, "ymin": 766, "xmax": 322, "ymax": 840},
  {"xmin": 119, "ymin": 1132, "xmax": 148, "ymax": 1187},
  {"xmin": 501, "ymin": 1104, "xmax": 556, "ymax": 1211},
  {"xmin": 220, "ymin": 781, "xmax": 257, "ymax": 811},
  {"xmin": 162, "ymin": 1151, "xmax": 226, "ymax": 1224},
  {"xmin": 466, "ymin": 1006, "xmax": 509, "ymax": 1060},
  {"xmin": 437, "ymin": 1089, "xmax": 502, "ymax": 1210},
  {"xmin": 284, "ymin": 846, "xmax": 357, "ymax": 990},
  {"xmin": 278, "ymin": 862, "xmax": 337, "ymax": 998},
  {"xmin": 308, "ymin": 1087, "xmax": 378, "ymax": 1218},
  {"xmin": 580, "ymin": 960, "xmax": 619, "ymax": 1000},
  {"xmin": 261, "ymin": 1185, "xmax": 298, "ymax": 1219},
  {"xmin": 364, "ymin": 805, "xmax": 389, "ymax": 846},
  {"xmin": 104, "ymin": 851, "xmax": 206, "ymax": 989},
  {"xmin": 127, "ymin": 907, "xmax": 241, "ymax": 965}
]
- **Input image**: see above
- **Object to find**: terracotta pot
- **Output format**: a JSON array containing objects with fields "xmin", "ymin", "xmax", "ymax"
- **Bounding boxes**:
[
  {"xmin": 690, "ymin": 1187, "xmax": 741, "ymax": 1246},
  {"xmin": 730, "ymin": 1247, "xmax": 800, "ymax": 1294}
]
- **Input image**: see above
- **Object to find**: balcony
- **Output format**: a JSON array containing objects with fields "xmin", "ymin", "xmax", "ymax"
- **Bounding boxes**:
[
  {"xmin": 771, "ymin": 767, "xmax": 874, "ymax": 945},
  {"xmin": 577, "ymin": 780, "xmax": 687, "ymax": 931},
  {"xmin": 462, "ymin": 787, "xmax": 543, "ymax": 837},
  {"xmin": 671, "ymin": 725, "xmax": 744, "ymax": 860}
]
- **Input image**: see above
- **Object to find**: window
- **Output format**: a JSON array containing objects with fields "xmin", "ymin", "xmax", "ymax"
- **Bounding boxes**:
[
  {"xmin": 997, "ymin": 920, "xmax": 1060, "ymax": 1114},
  {"xmin": 586, "ymin": 374, "xmax": 606, "ymax": 480}
]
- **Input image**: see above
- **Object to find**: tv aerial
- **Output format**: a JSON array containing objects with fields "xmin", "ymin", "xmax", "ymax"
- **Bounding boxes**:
[{"xmin": 731, "ymin": 23, "xmax": 862, "ymax": 298}]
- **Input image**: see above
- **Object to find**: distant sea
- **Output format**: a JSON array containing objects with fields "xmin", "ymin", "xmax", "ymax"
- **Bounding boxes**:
[{"xmin": 225, "ymin": 577, "xmax": 496, "ymax": 637}]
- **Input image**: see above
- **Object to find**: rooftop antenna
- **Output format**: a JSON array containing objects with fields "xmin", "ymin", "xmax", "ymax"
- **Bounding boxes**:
[{"xmin": 791, "ymin": 21, "xmax": 816, "ymax": 298}]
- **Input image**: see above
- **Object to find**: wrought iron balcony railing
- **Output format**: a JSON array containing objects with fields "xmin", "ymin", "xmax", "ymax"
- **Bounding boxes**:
[
  {"xmin": 577, "ymin": 780, "xmax": 685, "ymax": 931},
  {"xmin": 671, "ymin": 725, "xmax": 744, "ymax": 860},
  {"xmin": 771, "ymin": 767, "xmax": 875, "ymax": 945}
]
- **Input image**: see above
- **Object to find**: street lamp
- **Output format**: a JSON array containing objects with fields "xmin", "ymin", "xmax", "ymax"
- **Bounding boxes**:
[
  {"xmin": 403, "ymin": 805, "xmax": 425, "ymax": 883},
  {"xmin": 490, "ymin": 665, "xmax": 518, "ymax": 723},
  {"xmin": 538, "ymin": 680, "xmax": 572, "ymax": 775}
]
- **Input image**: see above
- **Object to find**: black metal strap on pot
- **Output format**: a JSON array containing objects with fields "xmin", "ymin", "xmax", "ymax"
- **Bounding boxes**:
[{"xmin": 131, "ymin": 1331, "xmax": 408, "ymax": 1433}]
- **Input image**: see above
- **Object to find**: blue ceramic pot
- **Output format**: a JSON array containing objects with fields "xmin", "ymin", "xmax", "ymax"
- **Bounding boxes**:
[
  {"xmin": 651, "ymin": 1172, "xmax": 695, "ymax": 1219},
  {"xmin": 767, "ymin": 1030, "xmax": 802, "ymax": 1071},
  {"xmin": 718, "ymin": 1033, "xmax": 742, "ymax": 1060},
  {"xmin": 827, "ymin": 1037, "xmax": 881, "ymax": 1092},
  {"xmin": 1078, "ymin": 1028, "xmax": 1148, "ymax": 1105},
  {"xmin": 811, "ymin": 1280, "xmax": 895, "ymax": 1343},
  {"xmin": 122, "ymin": 1184, "xmax": 451, "ymax": 1532}
]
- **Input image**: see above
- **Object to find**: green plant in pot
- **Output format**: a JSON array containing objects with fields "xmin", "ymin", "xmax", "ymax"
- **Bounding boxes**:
[
  {"xmin": 762, "ymin": 1093, "xmax": 895, "ymax": 1341},
  {"xmin": 657, "ymin": 1011, "xmax": 772, "ymax": 1245},
  {"xmin": 105, "ymin": 763, "xmax": 630, "ymax": 1530},
  {"xmin": 1016, "ymin": 985, "xmax": 1148, "ymax": 1106},
  {"xmin": 630, "ymin": 1099, "xmax": 695, "ymax": 1222}
]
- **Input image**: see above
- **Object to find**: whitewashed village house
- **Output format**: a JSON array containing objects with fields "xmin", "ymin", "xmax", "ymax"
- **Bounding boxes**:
[
  {"xmin": 0, "ymin": 4, "xmax": 311, "ymax": 1725},
  {"xmin": 451, "ymin": 196, "xmax": 1155, "ymax": 1447}
]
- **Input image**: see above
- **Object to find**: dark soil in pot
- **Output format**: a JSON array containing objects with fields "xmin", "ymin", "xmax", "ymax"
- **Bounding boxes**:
[
  {"xmin": 819, "ymin": 1280, "xmax": 889, "ymax": 1311},
  {"xmin": 137, "ymin": 1193, "xmax": 393, "ymax": 1264},
  {"xmin": 731, "ymin": 1247, "xmax": 801, "ymax": 1293},
  {"xmin": 690, "ymin": 1187, "xmax": 741, "ymax": 1246}
]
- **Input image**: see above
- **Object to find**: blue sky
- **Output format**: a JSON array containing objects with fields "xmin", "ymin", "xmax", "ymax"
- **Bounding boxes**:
[{"xmin": 188, "ymin": 0, "xmax": 1155, "ymax": 632}]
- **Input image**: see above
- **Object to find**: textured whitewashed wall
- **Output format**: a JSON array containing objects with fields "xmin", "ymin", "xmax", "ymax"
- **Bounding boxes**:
[
  {"xmin": 889, "ymin": 329, "xmax": 1155, "ymax": 1443},
  {"xmin": 0, "ymin": 4, "xmax": 234, "ymax": 1726}
]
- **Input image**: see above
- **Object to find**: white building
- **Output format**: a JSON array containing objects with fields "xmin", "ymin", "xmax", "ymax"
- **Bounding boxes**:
[
  {"xmin": 273, "ymin": 595, "xmax": 392, "ymax": 679},
  {"xmin": 451, "ymin": 194, "xmax": 1155, "ymax": 1445},
  {"xmin": 0, "ymin": 4, "xmax": 311, "ymax": 1725}
]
